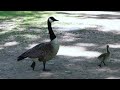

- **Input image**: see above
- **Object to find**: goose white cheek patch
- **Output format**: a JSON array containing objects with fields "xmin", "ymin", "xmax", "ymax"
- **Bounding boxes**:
[{"xmin": 48, "ymin": 18, "xmax": 54, "ymax": 23}]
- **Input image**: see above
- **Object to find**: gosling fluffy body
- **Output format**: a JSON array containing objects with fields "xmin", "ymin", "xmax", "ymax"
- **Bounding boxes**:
[{"xmin": 98, "ymin": 45, "xmax": 110, "ymax": 67}]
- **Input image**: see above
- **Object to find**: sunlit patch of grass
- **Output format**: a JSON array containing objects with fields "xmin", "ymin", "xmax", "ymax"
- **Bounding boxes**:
[
  {"xmin": 20, "ymin": 34, "xmax": 40, "ymax": 40},
  {"xmin": 4, "ymin": 41, "xmax": 19, "ymax": 47},
  {"xmin": 0, "ymin": 11, "xmax": 57, "ymax": 29},
  {"xmin": 0, "ymin": 11, "xmax": 34, "ymax": 20}
]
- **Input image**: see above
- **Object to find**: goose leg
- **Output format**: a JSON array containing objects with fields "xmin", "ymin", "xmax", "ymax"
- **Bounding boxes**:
[
  {"xmin": 98, "ymin": 64, "xmax": 101, "ymax": 67},
  {"xmin": 103, "ymin": 61, "xmax": 106, "ymax": 66},
  {"xmin": 98, "ymin": 61, "xmax": 102, "ymax": 67},
  {"xmin": 31, "ymin": 61, "xmax": 36, "ymax": 70},
  {"xmin": 43, "ymin": 61, "xmax": 46, "ymax": 71},
  {"xmin": 102, "ymin": 57, "xmax": 106, "ymax": 66},
  {"xmin": 43, "ymin": 61, "xmax": 50, "ymax": 71},
  {"xmin": 98, "ymin": 57, "xmax": 106, "ymax": 67}
]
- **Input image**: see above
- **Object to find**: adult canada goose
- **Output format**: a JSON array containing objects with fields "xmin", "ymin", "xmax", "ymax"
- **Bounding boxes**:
[
  {"xmin": 17, "ymin": 17, "xmax": 59, "ymax": 71},
  {"xmin": 98, "ymin": 45, "xmax": 110, "ymax": 67}
]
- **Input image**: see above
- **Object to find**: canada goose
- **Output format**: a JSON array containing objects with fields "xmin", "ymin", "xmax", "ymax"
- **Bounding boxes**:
[
  {"xmin": 98, "ymin": 45, "xmax": 110, "ymax": 67},
  {"xmin": 17, "ymin": 17, "xmax": 59, "ymax": 71}
]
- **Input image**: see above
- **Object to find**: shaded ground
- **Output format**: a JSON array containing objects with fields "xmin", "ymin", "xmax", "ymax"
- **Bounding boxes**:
[{"xmin": 0, "ymin": 11, "xmax": 120, "ymax": 79}]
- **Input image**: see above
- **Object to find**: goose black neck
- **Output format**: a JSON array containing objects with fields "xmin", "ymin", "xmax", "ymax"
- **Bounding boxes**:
[
  {"xmin": 107, "ymin": 47, "xmax": 110, "ymax": 53},
  {"xmin": 47, "ymin": 20, "xmax": 56, "ymax": 41}
]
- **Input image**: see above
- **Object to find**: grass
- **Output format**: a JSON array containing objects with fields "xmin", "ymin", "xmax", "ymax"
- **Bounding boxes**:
[
  {"xmin": 0, "ymin": 11, "xmax": 56, "ymax": 28},
  {"xmin": 0, "ymin": 11, "xmax": 58, "ymax": 44}
]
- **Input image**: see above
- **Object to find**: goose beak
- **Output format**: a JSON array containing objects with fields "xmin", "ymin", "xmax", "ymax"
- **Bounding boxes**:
[
  {"xmin": 53, "ymin": 18, "xmax": 59, "ymax": 21},
  {"xmin": 54, "ymin": 19, "xmax": 59, "ymax": 21}
]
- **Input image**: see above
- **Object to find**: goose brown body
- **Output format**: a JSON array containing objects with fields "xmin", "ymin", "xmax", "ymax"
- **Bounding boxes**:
[
  {"xmin": 19, "ymin": 39, "xmax": 59, "ymax": 61},
  {"xmin": 17, "ymin": 17, "xmax": 59, "ymax": 71}
]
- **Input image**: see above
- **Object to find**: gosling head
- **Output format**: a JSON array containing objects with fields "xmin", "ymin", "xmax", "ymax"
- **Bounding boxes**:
[{"xmin": 107, "ymin": 45, "xmax": 109, "ymax": 48}]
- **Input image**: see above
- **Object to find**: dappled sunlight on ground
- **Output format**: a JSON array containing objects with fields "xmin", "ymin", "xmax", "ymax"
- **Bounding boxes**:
[
  {"xmin": 1, "ymin": 11, "xmax": 120, "ymax": 79},
  {"xmin": 0, "ymin": 41, "xmax": 19, "ymax": 50},
  {"xmin": 75, "ymin": 43, "xmax": 97, "ymax": 47},
  {"xmin": 55, "ymin": 11, "xmax": 120, "ymax": 33},
  {"xmin": 4, "ymin": 41, "xmax": 19, "ymax": 47},
  {"xmin": 96, "ymin": 67, "xmax": 118, "ymax": 73},
  {"xmin": 25, "ymin": 43, "xmax": 39, "ymax": 50},
  {"xmin": 57, "ymin": 18, "xmax": 120, "ymax": 32},
  {"xmin": 56, "ymin": 11, "xmax": 120, "ymax": 15},
  {"xmin": 106, "ymin": 76, "xmax": 120, "ymax": 79},
  {"xmin": 0, "ymin": 21, "xmax": 18, "ymax": 30},
  {"xmin": 0, "ymin": 30, "xmax": 11, "ymax": 35},
  {"xmin": 0, "ymin": 46, "xmax": 4, "ymax": 50},
  {"xmin": 58, "ymin": 46, "xmax": 101, "ymax": 58},
  {"xmin": 109, "ymin": 44, "xmax": 120, "ymax": 48},
  {"xmin": 21, "ymin": 34, "xmax": 40, "ymax": 40},
  {"xmin": 39, "ymin": 72, "xmax": 53, "ymax": 78}
]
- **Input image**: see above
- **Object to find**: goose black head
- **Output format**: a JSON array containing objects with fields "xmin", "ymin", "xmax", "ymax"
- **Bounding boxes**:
[{"xmin": 48, "ymin": 17, "xmax": 59, "ymax": 23}]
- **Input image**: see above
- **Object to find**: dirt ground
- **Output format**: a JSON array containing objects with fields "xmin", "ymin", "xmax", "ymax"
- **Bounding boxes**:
[{"xmin": 0, "ymin": 11, "xmax": 120, "ymax": 79}]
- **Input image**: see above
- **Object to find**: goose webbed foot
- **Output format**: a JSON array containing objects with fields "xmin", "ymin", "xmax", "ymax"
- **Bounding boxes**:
[
  {"xmin": 42, "ymin": 61, "xmax": 51, "ymax": 71},
  {"xmin": 43, "ymin": 68, "xmax": 51, "ymax": 71},
  {"xmin": 98, "ymin": 64, "xmax": 102, "ymax": 67}
]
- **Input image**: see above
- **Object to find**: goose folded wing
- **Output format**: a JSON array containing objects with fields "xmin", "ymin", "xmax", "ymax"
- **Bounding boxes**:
[{"xmin": 23, "ymin": 42, "xmax": 54, "ymax": 58}]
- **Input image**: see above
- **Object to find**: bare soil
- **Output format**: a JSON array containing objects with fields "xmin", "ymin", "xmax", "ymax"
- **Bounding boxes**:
[{"xmin": 0, "ymin": 11, "xmax": 120, "ymax": 79}]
